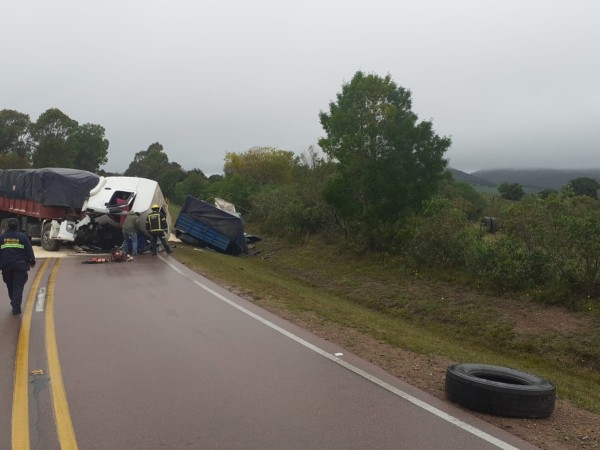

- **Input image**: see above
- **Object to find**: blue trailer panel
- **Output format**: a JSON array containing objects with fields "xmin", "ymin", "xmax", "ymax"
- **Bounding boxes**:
[
  {"xmin": 174, "ymin": 195, "xmax": 248, "ymax": 255},
  {"xmin": 175, "ymin": 212, "xmax": 231, "ymax": 252}
]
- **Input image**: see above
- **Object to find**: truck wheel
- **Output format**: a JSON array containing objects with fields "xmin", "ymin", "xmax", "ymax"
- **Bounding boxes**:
[
  {"xmin": 445, "ymin": 363, "xmax": 555, "ymax": 418},
  {"xmin": 41, "ymin": 222, "xmax": 61, "ymax": 252}
]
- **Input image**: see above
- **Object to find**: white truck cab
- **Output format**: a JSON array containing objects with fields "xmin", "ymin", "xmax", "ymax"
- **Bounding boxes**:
[{"xmin": 47, "ymin": 176, "xmax": 171, "ymax": 246}]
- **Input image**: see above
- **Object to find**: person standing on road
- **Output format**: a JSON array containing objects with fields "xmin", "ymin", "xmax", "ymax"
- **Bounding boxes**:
[
  {"xmin": 122, "ymin": 212, "xmax": 140, "ymax": 256},
  {"xmin": 145, "ymin": 204, "xmax": 172, "ymax": 256},
  {"xmin": 0, "ymin": 218, "xmax": 36, "ymax": 315}
]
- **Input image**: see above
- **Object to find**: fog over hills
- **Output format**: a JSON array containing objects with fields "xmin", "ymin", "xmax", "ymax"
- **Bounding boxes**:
[{"xmin": 449, "ymin": 168, "xmax": 600, "ymax": 190}]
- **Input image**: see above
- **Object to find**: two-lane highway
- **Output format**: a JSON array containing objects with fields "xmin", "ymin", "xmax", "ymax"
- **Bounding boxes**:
[{"xmin": 1, "ymin": 253, "xmax": 539, "ymax": 449}]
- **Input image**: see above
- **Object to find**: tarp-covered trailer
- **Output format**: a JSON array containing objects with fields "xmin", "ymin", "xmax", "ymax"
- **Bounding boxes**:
[
  {"xmin": 175, "ymin": 195, "xmax": 248, "ymax": 255},
  {"xmin": 0, "ymin": 168, "xmax": 172, "ymax": 251},
  {"xmin": 0, "ymin": 168, "xmax": 100, "ymax": 249}
]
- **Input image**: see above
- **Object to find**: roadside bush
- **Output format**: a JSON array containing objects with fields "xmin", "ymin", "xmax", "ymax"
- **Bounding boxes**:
[
  {"xmin": 482, "ymin": 195, "xmax": 600, "ymax": 301},
  {"xmin": 249, "ymin": 184, "xmax": 330, "ymax": 240},
  {"xmin": 403, "ymin": 198, "xmax": 472, "ymax": 268},
  {"xmin": 437, "ymin": 179, "xmax": 488, "ymax": 220},
  {"xmin": 465, "ymin": 234, "xmax": 555, "ymax": 292}
]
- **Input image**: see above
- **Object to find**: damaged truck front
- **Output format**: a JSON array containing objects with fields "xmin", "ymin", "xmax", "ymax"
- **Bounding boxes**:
[{"xmin": 0, "ymin": 168, "xmax": 171, "ymax": 251}]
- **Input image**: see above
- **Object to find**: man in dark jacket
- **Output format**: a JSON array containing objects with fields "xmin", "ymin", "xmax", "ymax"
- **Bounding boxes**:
[
  {"xmin": 145, "ymin": 204, "xmax": 172, "ymax": 256},
  {"xmin": 0, "ymin": 218, "xmax": 36, "ymax": 315}
]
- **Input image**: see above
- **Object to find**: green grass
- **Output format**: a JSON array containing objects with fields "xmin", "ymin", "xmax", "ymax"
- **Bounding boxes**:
[
  {"xmin": 167, "ymin": 202, "xmax": 181, "ymax": 222},
  {"xmin": 172, "ymin": 235, "xmax": 600, "ymax": 415}
]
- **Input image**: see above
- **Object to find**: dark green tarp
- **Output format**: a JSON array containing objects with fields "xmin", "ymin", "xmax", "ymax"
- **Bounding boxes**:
[{"xmin": 0, "ymin": 168, "xmax": 100, "ymax": 209}]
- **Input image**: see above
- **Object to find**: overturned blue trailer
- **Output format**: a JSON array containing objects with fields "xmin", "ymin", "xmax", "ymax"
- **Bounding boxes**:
[{"xmin": 175, "ymin": 195, "xmax": 248, "ymax": 255}]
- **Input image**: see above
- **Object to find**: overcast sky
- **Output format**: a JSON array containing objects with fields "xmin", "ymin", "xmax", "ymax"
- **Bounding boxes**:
[{"xmin": 2, "ymin": 0, "xmax": 599, "ymax": 175}]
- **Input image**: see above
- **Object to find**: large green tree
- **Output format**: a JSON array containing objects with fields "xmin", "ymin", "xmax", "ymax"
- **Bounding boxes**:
[
  {"xmin": 0, "ymin": 109, "xmax": 33, "ymax": 167},
  {"xmin": 318, "ymin": 72, "xmax": 450, "ymax": 231},
  {"xmin": 124, "ymin": 142, "xmax": 186, "ymax": 198},
  {"xmin": 30, "ymin": 108, "xmax": 79, "ymax": 168},
  {"xmin": 71, "ymin": 123, "xmax": 109, "ymax": 172},
  {"xmin": 124, "ymin": 142, "xmax": 170, "ymax": 180}
]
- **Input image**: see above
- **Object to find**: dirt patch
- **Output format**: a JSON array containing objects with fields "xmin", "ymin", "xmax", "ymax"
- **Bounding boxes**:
[{"xmin": 497, "ymin": 298, "xmax": 594, "ymax": 336}]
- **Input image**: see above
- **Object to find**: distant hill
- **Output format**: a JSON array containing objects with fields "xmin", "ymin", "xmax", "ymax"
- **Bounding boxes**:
[
  {"xmin": 470, "ymin": 169, "xmax": 600, "ymax": 190},
  {"xmin": 448, "ymin": 168, "xmax": 496, "ymax": 187}
]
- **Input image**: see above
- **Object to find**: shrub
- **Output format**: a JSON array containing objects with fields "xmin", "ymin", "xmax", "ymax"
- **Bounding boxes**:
[{"xmin": 403, "ymin": 198, "xmax": 472, "ymax": 268}]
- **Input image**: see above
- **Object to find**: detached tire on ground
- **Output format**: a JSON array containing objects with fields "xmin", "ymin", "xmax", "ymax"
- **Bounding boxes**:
[{"xmin": 445, "ymin": 363, "xmax": 555, "ymax": 418}]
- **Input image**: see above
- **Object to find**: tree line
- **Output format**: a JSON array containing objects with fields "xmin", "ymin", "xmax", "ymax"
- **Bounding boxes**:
[
  {"xmin": 3, "ymin": 72, "xmax": 600, "ymax": 306},
  {"xmin": 0, "ymin": 108, "xmax": 109, "ymax": 171}
]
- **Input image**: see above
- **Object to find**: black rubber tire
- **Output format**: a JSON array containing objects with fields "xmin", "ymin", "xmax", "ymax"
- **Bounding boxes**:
[
  {"xmin": 445, "ymin": 363, "xmax": 556, "ymax": 418},
  {"xmin": 41, "ymin": 222, "xmax": 61, "ymax": 252}
]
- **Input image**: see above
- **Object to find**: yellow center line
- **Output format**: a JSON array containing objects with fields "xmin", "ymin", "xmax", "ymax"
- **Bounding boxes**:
[
  {"xmin": 45, "ymin": 258, "xmax": 78, "ymax": 449},
  {"xmin": 12, "ymin": 258, "xmax": 51, "ymax": 450}
]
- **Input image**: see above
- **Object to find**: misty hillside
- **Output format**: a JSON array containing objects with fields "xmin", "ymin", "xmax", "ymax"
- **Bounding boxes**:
[
  {"xmin": 449, "ymin": 168, "xmax": 600, "ymax": 190},
  {"xmin": 470, "ymin": 169, "xmax": 600, "ymax": 190},
  {"xmin": 448, "ymin": 168, "xmax": 496, "ymax": 187}
]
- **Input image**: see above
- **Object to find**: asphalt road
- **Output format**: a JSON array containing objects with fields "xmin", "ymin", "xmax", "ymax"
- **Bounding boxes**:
[{"xmin": 0, "ymin": 250, "xmax": 540, "ymax": 449}]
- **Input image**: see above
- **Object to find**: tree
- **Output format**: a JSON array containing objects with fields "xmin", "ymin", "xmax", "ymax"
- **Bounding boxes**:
[
  {"xmin": 318, "ymin": 71, "xmax": 450, "ymax": 233},
  {"xmin": 0, "ymin": 109, "xmax": 33, "ymax": 166},
  {"xmin": 124, "ymin": 143, "xmax": 186, "ymax": 197},
  {"xmin": 124, "ymin": 142, "xmax": 170, "ymax": 180},
  {"xmin": 30, "ymin": 108, "xmax": 78, "ymax": 168},
  {"xmin": 158, "ymin": 162, "xmax": 187, "ymax": 200},
  {"xmin": 173, "ymin": 169, "xmax": 209, "ymax": 204},
  {"xmin": 498, "ymin": 182, "xmax": 525, "ymax": 201},
  {"xmin": 71, "ymin": 123, "xmax": 109, "ymax": 172},
  {"xmin": 224, "ymin": 146, "xmax": 296, "ymax": 186},
  {"xmin": 249, "ymin": 146, "xmax": 335, "ymax": 238},
  {"xmin": 208, "ymin": 173, "xmax": 259, "ymax": 214},
  {"xmin": 538, "ymin": 188, "xmax": 558, "ymax": 199},
  {"xmin": 568, "ymin": 177, "xmax": 600, "ymax": 199}
]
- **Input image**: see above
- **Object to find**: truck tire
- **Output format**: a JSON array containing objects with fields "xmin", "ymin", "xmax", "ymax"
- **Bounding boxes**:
[
  {"xmin": 445, "ymin": 363, "xmax": 555, "ymax": 418},
  {"xmin": 41, "ymin": 222, "xmax": 61, "ymax": 252}
]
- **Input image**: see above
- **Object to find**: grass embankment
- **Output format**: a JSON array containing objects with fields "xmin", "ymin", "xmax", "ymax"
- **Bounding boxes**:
[{"xmin": 171, "ymin": 235, "xmax": 600, "ymax": 415}]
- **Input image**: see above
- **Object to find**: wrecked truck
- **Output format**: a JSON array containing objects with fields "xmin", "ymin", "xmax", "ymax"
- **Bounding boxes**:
[
  {"xmin": 175, "ymin": 195, "xmax": 248, "ymax": 255},
  {"xmin": 0, "ymin": 168, "xmax": 171, "ymax": 251}
]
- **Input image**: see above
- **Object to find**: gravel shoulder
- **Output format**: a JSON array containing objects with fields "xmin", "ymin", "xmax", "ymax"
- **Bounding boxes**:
[{"xmin": 254, "ymin": 303, "xmax": 600, "ymax": 450}]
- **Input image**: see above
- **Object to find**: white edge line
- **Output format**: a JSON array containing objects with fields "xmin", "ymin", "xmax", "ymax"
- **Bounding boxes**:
[{"xmin": 162, "ymin": 257, "xmax": 521, "ymax": 450}]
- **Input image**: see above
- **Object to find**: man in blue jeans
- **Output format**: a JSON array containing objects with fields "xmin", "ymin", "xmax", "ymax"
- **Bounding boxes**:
[
  {"xmin": 122, "ymin": 212, "xmax": 140, "ymax": 256},
  {"xmin": 0, "ymin": 218, "xmax": 36, "ymax": 315}
]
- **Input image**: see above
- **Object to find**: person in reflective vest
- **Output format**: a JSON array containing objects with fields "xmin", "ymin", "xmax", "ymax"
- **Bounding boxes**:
[
  {"xmin": 0, "ymin": 218, "xmax": 36, "ymax": 315},
  {"xmin": 145, "ymin": 204, "xmax": 172, "ymax": 256}
]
